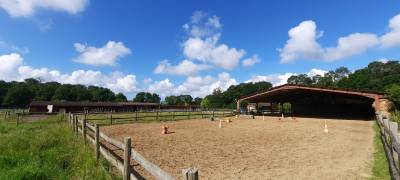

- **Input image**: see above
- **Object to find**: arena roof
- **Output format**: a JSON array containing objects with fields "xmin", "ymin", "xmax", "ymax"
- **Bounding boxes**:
[{"xmin": 238, "ymin": 84, "xmax": 385, "ymax": 103}]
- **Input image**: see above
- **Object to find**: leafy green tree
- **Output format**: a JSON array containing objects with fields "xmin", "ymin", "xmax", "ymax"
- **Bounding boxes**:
[
  {"xmin": 386, "ymin": 84, "xmax": 400, "ymax": 109},
  {"xmin": 179, "ymin": 95, "xmax": 193, "ymax": 105},
  {"xmin": 200, "ymin": 98, "xmax": 210, "ymax": 108},
  {"xmin": 194, "ymin": 97, "xmax": 203, "ymax": 105},
  {"xmin": 3, "ymin": 84, "xmax": 34, "ymax": 107},
  {"xmin": 133, "ymin": 92, "xmax": 160, "ymax": 103},
  {"xmin": 165, "ymin": 95, "xmax": 181, "ymax": 105},
  {"xmin": 115, "ymin": 93, "xmax": 128, "ymax": 102},
  {"xmin": 287, "ymin": 74, "xmax": 313, "ymax": 85}
]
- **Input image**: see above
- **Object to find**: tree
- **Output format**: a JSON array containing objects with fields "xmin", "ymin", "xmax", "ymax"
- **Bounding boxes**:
[
  {"xmin": 3, "ymin": 84, "xmax": 34, "ymax": 107},
  {"xmin": 194, "ymin": 97, "xmax": 203, "ymax": 105},
  {"xmin": 200, "ymin": 98, "xmax": 210, "ymax": 108},
  {"xmin": 133, "ymin": 92, "xmax": 160, "ymax": 103},
  {"xmin": 115, "ymin": 93, "xmax": 127, "ymax": 102},
  {"xmin": 165, "ymin": 95, "xmax": 180, "ymax": 105},
  {"xmin": 179, "ymin": 95, "xmax": 193, "ymax": 105},
  {"xmin": 287, "ymin": 74, "xmax": 313, "ymax": 85},
  {"xmin": 386, "ymin": 84, "xmax": 400, "ymax": 109}
]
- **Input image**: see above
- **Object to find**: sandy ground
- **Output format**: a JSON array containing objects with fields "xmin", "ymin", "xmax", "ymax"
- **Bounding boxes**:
[{"xmin": 101, "ymin": 116, "xmax": 375, "ymax": 180}]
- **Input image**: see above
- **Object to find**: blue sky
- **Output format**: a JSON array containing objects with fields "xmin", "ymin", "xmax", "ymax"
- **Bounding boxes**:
[{"xmin": 0, "ymin": 0, "xmax": 399, "ymax": 99}]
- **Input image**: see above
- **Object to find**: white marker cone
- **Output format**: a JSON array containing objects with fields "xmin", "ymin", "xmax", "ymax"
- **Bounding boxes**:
[
  {"xmin": 281, "ymin": 113, "xmax": 284, "ymax": 119},
  {"xmin": 219, "ymin": 120, "xmax": 222, "ymax": 128},
  {"xmin": 324, "ymin": 120, "xmax": 329, "ymax": 133}
]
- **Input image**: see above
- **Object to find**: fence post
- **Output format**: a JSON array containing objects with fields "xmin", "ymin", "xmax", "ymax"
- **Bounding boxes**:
[
  {"xmin": 173, "ymin": 111, "xmax": 175, "ymax": 121},
  {"xmin": 182, "ymin": 168, "xmax": 198, "ymax": 180},
  {"xmin": 110, "ymin": 112, "xmax": 113, "ymax": 125},
  {"xmin": 16, "ymin": 113, "xmax": 20, "ymax": 126},
  {"xmin": 156, "ymin": 110, "xmax": 159, "ymax": 121},
  {"xmin": 188, "ymin": 111, "xmax": 191, "ymax": 119},
  {"xmin": 83, "ymin": 118, "xmax": 87, "ymax": 144},
  {"xmin": 74, "ymin": 115, "xmax": 78, "ymax": 137},
  {"xmin": 123, "ymin": 137, "xmax": 132, "ymax": 180},
  {"xmin": 135, "ymin": 111, "xmax": 138, "ymax": 121},
  {"xmin": 95, "ymin": 124, "xmax": 100, "ymax": 159}
]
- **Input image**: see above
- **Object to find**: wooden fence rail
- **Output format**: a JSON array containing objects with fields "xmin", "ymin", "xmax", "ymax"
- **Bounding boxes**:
[
  {"xmin": 82, "ymin": 110, "xmax": 233, "ymax": 125},
  {"xmin": 376, "ymin": 114, "xmax": 400, "ymax": 180},
  {"xmin": 68, "ymin": 113, "xmax": 198, "ymax": 180}
]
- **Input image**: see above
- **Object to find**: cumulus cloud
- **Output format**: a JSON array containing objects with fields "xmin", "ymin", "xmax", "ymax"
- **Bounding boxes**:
[
  {"xmin": 148, "ymin": 72, "xmax": 237, "ymax": 98},
  {"xmin": 0, "ymin": 53, "xmax": 138, "ymax": 95},
  {"xmin": 73, "ymin": 41, "xmax": 131, "ymax": 66},
  {"xmin": 380, "ymin": 14, "xmax": 400, "ymax": 48},
  {"xmin": 279, "ymin": 21, "xmax": 379, "ymax": 63},
  {"xmin": 154, "ymin": 59, "xmax": 212, "ymax": 76},
  {"xmin": 0, "ymin": 0, "xmax": 89, "ymax": 17},
  {"xmin": 0, "ymin": 53, "xmax": 23, "ymax": 80},
  {"xmin": 246, "ymin": 68, "xmax": 327, "ymax": 86},
  {"xmin": 279, "ymin": 13, "xmax": 400, "ymax": 63},
  {"xmin": 156, "ymin": 11, "xmax": 254, "ymax": 75},
  {"xmin": 242, "ymin": 54, "xmax": 261, "ymax": 67}
]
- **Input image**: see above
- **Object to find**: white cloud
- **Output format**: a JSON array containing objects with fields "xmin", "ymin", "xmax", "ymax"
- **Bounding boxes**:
[
  {"xmin": 279, "ymin": 13, "xmax": 400, "ymax": 63},
  {"xmin": 148, "ymin": 72, "xmax": 237, "ymax": 98},
  {"xmin": 154, "ymin": 59, "xmax": 212, "ymax": 76},
  {"xmin": 0, "ymin": 0, "xmax": 89, "ymax": 17},
  {"xmin": 306, "ymin": 68, "xmax": 327, "ymax": 77},
  {"xmin": 143, "ymin": 78, "xmax": 152, "ymax": 84},
  {"xmin": 73, "ymin": 41, "xmax": 131, "ymax": 66},
  {"xmin": 246, "ymin": 68, "xmax": 327, "ymax": 86},
  {"xmin": 324, "ymin": 33, "xmax": 379, "ymax": 61},
  {"xmin": 242, "ymin": 54, "xmax": 261, "ymax": 67},
  {"xmin": 246, "ymin": 73, "xmax": 295, "ymax": 86},
  {"xmin": 0, "ymin": 53, "xmax": 139, "ymax": 95},
  {"xmin": 157, "ymin": 11, "xmax": 251, "ymax": 75},
  {"xmin": 380, "ymin": 14, "xmax": 400, "ymax": 48},
  {"xmin": 183, "ymin": 36, "xmax": 245, "ymax": 69},
  {"xmin": 0, "ymin": 53, "xmax": 23, "ymax": 80}
]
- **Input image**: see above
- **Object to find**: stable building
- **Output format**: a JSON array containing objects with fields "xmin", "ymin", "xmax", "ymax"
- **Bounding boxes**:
[{"xmin": 237, "ymin": 84, "xmax": 392, "ymax": 119}]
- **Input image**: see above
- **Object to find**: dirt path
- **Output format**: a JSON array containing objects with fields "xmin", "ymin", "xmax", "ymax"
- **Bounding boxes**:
[{"xmin": 101, "ymin": 117, "xmax": 375, "ymax": 180}]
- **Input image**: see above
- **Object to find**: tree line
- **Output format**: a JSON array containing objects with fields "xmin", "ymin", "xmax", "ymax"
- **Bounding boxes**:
[
  {"xmin": 0, "ymin": 78, "xmax": 128, "ymax": 107},
  {"xmin": 286, "ymin": 60, "xmax": 400, "ymax": 109},
  {"xmin": 1, "ymin": 60, "xmax": 399, "ymax": 109}
]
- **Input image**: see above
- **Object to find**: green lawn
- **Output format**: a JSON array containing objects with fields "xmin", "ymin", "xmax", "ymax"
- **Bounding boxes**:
[
  {"xmin": 370, "ymin": 123, "xmax": 390, "ymax": 180},
  {"xmin": 0, "ymin": 115, "xmax": 113, "ymax": 180}
]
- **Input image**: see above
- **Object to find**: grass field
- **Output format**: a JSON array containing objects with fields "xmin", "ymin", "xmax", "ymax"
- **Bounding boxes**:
[
  {"xmin": 0, "ymin": 114, "xmax": 113, "ymax": 179},
  {"xmin": 370, "ymin": 123, "xmax": 390, "ymax": 179}
]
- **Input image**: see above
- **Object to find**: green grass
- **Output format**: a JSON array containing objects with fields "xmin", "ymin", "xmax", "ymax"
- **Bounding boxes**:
[
  {"xmin": 370, "ymin": 123, "xmax": 390, "ymax": 180},
  {"xmin": 0, "ymin": 115, "xmax": 113, "ymax": 180}
]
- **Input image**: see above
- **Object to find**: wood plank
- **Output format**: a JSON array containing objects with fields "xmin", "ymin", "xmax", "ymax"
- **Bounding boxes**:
[
  {"xmin": 130, "ymin": 148, "xmax": 175, "ymax": 180},
  {"xmin": 99, "ymin": 145, "xmax": 124, "ymax": 173},
  {"xmin": 99, "ymin": 132, "xmax": 125, "ymax": 149}
]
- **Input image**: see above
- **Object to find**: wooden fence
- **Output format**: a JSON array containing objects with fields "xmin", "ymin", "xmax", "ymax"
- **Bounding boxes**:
[
  {"xmin": 81, "ymin": 110, "xmax": 234, "ymax": 125},
  {"xmin": 68, "ymin": 113, "xmax": 199, "ymax": 180},
  {"xmin": 376, "ymin": 114, "xmax": 400, "ymax": 180}
]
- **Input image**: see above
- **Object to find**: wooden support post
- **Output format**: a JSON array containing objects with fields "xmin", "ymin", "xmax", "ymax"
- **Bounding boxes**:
[
  {"xmin": 83, "ymin": 118, "xmax": 87, "ymax": 144},
  {"xmin": 123, "ymin": 137, "xmax": 132, "ymax": 180},
  {"xmin": 156, "ymin": 110, "xmax": 159, "ymax": 121},
  {"xmin": 95, "ymin": 124, "xmax": 100, "ymax": 159},
  {"xmin": 110, "ymin": 113, "xmax": 113, "ymax": 125},
  {"xmin": 16, "ymin": 113, "xmax": 20, "ymax": 126},
  {"xmin": 74, "ymin": 116, "xmax": 78, "ymax": 137},
  {"xmin": 182, "ymin": 168, "xmax": 198, "ymax": 180}
]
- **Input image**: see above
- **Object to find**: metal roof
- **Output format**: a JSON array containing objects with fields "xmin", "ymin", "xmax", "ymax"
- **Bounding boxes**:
[{"xmin": 238, "ymin": 84, "xmax": 385, "ymax": 102}]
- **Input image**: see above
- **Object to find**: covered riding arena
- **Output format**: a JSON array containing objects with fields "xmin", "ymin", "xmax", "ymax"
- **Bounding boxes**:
[{"xmin": 237, "ymin": 84, "xmax": 389, "ymax": 119}]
